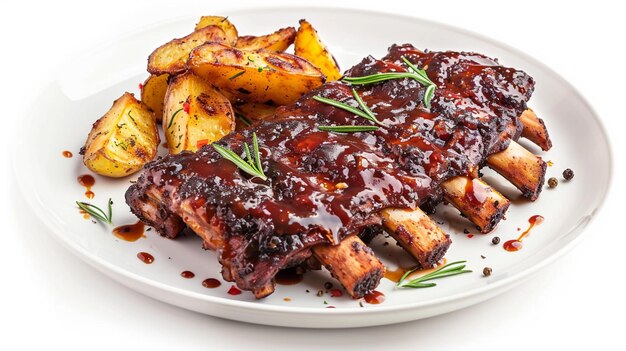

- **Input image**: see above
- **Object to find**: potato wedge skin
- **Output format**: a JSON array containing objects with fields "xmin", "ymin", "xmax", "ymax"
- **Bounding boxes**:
[
  {"xmin": 163, "ymin": 72, "xmax": 235, "ymax": 154},
  {"xmin": 188, "ymin": 42, "xmax": 325, "ymax": 105},
  {"xmin": 148, "ymin": 26, "xmax": 227, "ymax": 75},
  {"xmin": 83, "ymin": 93, "xmax": 159, "ymax": 178},
  {"xmin": 295, "ymin": 19, "xmax": 341, "ymax": 81},
  {"xmin": 235, "ymin": 27, "xmax": 296, "ymax": 52},
  {"xmin": 234, "ymin": 101, "xmax": 278, "ymax": 122},
  {"xmin": 195, "ymin": 16, "xmax": 238, "ymax": 46},
  {"xmin": 140, "ymin": 74, "xmax": 168, "ymax": 122}
]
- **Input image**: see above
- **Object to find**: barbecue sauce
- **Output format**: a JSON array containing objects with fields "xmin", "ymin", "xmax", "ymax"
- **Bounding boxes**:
[
  {"xmin": 384, "ymin": 258, "xmax": 447, "ymax": 283},
  {"xmin": 503, "ymin": 215, "xmax": 544, "ymax": 252},
  {"xmin": 62, "ymin": 150, "xmax": 73, "ymax": 158},
  {"xmin": 112, "ymin": 221, "xmax": 145, "ymax": 242},
  {"xmin": 464, "ymin": 178, "xmax": 487, "ymax": 206},
  {"xmin": 77, "ymin": 174, "xmax": 95, "ymax": 199},
  {"xmin": 363, "ymin": 290, "xmax": 385, "ymax": 304},
  {"xmin": 202, "ymin": 278, "xmax": 221, "ymax": 288},
  {"xmin": 137, "ymin": 252, "xmax": 154, "ymax": 264},
  {"xmin": 275, "ymin": 268, "xmax": 304, "ymax": 285},
  {"xmin": 181, "ymin": 271, "xmax": 195, "ymax": 278}
]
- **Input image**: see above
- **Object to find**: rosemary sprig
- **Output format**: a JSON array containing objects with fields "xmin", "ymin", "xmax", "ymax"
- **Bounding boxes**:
[
  {"xmin": 313, "ymin": 88, "xmax": 384, "ymax": 126},
  {"xmin": 76, "ymin": 198, "xmax": 113, "ymax": 225},
  {"xmin": 318, "ymin": 125, "xmax": 379, "ymax": 133},
  {"xmin": 167, "ymin": 108, "xmax": 183, "ymax": 129},
  {"xmin": 342, "ymin": 56, "xmax": 438, "ymax": 108},
  {"xmin": 212, "ymin": 132, "xmax": 267, "ymax": 181},
  {"xmin": 397, "ymin": 260, "xmax": 472, "ymax": 288}
]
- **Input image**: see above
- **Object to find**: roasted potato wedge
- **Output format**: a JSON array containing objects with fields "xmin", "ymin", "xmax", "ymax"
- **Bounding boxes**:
[
  {"xmin": 82, "ymin": 93, "xmax": 159, "ymax": 178},
  {"xmin": 140, "ymin": 74, "xmax": 168, "ymax": 122},
  {"xmin": 163, "ymin": 72, "xmax": 235, "ymax": 154},
  {"xmin": 195, "ymin": 16, "xmax": 238, "ymax": 46},
  {"xmin": 234, "ymin": 101, "xmax": 278, "ymax": 122},
  {"xmin": 235, "ymin": 27, "xmax": 296, "ymax": 52},
  {"xmin": 294, "ymin": 19, "xmax": 341, "ymax": 81},
  {"xmin": 148, "ymin": 26, "xmax": 228, "ymax": 75},
  {"xmin": 188, "ymin": 42, "xmax": 325, "ymax": 105}
]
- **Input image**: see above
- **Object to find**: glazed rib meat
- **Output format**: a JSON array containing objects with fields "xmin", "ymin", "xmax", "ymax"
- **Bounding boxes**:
[{"xmin": 126, "ymin": 44, "xmax": 535, "ymax": 297}]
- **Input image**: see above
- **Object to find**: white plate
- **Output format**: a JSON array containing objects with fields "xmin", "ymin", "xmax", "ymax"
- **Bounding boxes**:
[{"xmin": 13, "ymin": 7, "xmax": 611, "ymax": 328}]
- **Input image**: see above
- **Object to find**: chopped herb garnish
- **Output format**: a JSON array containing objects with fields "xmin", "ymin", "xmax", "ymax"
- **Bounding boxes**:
[
  {"xmin": 313, "ymin": 88, "xmax": 384, "ymax": 126},
  {"xmin": 235, "ymin": 113, "xmax": 252, "ymax": 126},
  {"xmin": 397, "ymin": 260, "xmax": 472, "ymax": 288},
  {"xmin": 342, "ymin": 56, "xmax": 438, "ymax": 108},
  {"xmin": 229, "ymin": 71, "xmax": 245, "ymax": 80},
  {"xmin": 212, "ymin": 132, "xmax": 267, "ymax": 181},
  {"xmin": 318, "ymin": 125, "xmax": 379, "ymax": 133},
  {"xmin": 76, "ymin": 198, "xmax": 113, "ymax": 225},
  {"xmin": 167, "ymin": 108, "xmax": 183, "ymax": 129}
]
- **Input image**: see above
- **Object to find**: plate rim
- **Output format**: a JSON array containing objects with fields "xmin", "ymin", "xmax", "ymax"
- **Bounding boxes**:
[{"xmin": 12, "ymin": 5, "xmax": 614, "ymax": 319}]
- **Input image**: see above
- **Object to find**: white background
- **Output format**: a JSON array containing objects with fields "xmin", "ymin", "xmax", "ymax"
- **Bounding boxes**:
[{"xmin": 1, "ymin": 0, "xmax": 624, "ymax": 350}]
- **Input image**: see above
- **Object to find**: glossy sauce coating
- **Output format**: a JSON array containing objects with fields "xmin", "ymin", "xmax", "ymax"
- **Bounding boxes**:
[{"xmin": 202, "ymin": 278, "xmax": 221, "ymax": 288}]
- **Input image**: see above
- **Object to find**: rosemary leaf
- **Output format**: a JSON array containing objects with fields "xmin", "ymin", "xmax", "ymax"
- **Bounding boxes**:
[
  {"xmin": 312, "ymin": 95, "xmax": 372, "ymax": 121},
  {"xmin": 167, "ymin": 108, "xmax": 183, "ymax": 130},
  {"xmin": 76, "ymin": 198, "xmax": 113, "ymax": 225},
  {"xmin": 212, "ymin": 134, "xmax": 268, "ymax": 181},
  {"xmin": 350, "ymin": 89, "xmax": 383, "ymax": 126},
  {"xmin": 397, "ymin": 260, "xmax": 472, "ymax": 289},
  {"xmin": 229, "ymin": 71, "xmax": 245, "ymax": 80}
]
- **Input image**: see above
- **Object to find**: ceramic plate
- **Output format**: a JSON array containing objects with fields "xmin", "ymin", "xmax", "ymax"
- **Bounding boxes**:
[{"xmin": 13, "ymin": 7, "xmax": 611, "ymax": 328}]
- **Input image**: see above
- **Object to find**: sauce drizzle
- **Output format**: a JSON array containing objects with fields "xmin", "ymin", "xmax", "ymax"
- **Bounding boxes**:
[
  {"xmin": 137, "ymin": 252, "xmax": 154, "ymax": 264},
  {"xmin": 77, "ymin": 174, "xmax": 95, "ymax": 199},
  {"xmin": 62, "ymin": 150, "xmax": 73, "ymax": 158},
  {"xmin": 503, "ymin": 215, "xmax": 544, "ymax": 252},
  {"xmin": 112, "ymin": 221, "xmax": 145, "ymax": 242}
]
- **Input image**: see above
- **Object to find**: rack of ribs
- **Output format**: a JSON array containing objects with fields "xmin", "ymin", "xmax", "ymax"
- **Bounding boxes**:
[{"xmin": 125, "ymin": 44, "xmax": 550, "ymax": 298}]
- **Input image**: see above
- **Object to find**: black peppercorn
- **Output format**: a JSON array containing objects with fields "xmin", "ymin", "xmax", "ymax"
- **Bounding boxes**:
[
  {"xmin": 323, "ymin": 282, "xmax": 333, "ymax": 290},
  {"xmin": 548, "ymin": 177, "xmax": 558, "ymax": 188},
  {"xmin": 483, "ymin": 267, "xmax": 492, "ymax": 277},
  {"xmin": 563, "ymin": 168, "xmax": 574, "ymax": 181},
  {"xmin": 492, "ymin": 236, "xmax": 500, "ymax": 245}
]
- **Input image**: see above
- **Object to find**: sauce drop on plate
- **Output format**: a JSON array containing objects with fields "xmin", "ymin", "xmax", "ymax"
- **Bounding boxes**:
[
  {"xmin": 62, "ymin": 150, "xmax": 73, "ymax": 158},
  {"xmin": 137, "ymin": 252, "xmax": 154, "ymax": 264},
  {"xmin": 504, "ymin": 215, "xmax": 544, "ymax": 252},
  {"xmin": 363, "ymin": 290, "xmax": 385, "ymax": 304},
  {"xmin": 202, "ymin": 278, "xmax": 221, "ymax": 288},
  {"xmin": 181, "ymin": 271, "xmax": 195, "ymax": 279},
  {"xmin": 227, "ymin": 285, "xmax": 242, "ymax": 295},
  {"xmin": 77, "ymin": 174, "xmax": 95, "ymax": 199},
  {"xmin": 112, "ymin": 221, "xmax": 145, "ymax": 242}
]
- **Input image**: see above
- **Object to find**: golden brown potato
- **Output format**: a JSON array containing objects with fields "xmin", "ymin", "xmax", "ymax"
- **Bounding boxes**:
[
  {"xmin": 140, "ymin": 74, "xmax": 168, "ymax": 122},
  {"xmin": 294, "ymin": 19, "xmax": 341, "ymax": 81},
  {"xmin": 82, "ymin": 93, "xmax": 159, "ymax": 178},
  {"xmin": 234, "ymin": 101, "xmax": 278, "ymax": 122},
  {"xmin": 195, "ymin": 16, "xmax": 238, "ymax": 46},
  {"xmin": 163, "ymin": 72, "xmax": 235, "ymax": 154},
  {"xmin": 235, "ymin": 27, "xmax": 296, "ymax": 52},
  {"xmin": 148, "ymin": 26, "xmax": 228, "ymax": 75},
  {"xmin": 188, "ymin": 42, "xmax": 325, "ymax": 105}
]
